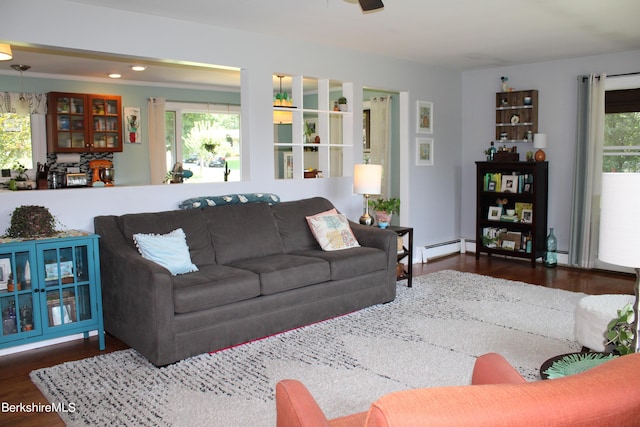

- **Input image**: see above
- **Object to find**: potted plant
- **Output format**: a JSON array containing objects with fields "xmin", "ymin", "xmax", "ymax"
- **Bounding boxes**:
[
  {"xmin": 368, "ymin": 198, "xmax": 400, "ymax": 229},
  {"xmin": 8, "ymin": 163, "xmax": 35, "ymax": 190},
  {"xmin": 338, "ymin": 96, "xmax": 348, "ymax": 112},
  {"xmin": 4, "ymin": 205, "xmax": 60, "ymax": 238},
  {"xmin": 606, "ymin": 303, "xmax": 635, "ymax": 355}
]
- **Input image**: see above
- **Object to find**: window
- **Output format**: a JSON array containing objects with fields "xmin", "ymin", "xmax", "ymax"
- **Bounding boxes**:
[
  {"xmin": 604, "ymin": 88, "xmax": 640, "ymax": 172},
  {"xmin": 165, "ymin": 102, "xmax": 240, "ymax": 183},
  {"xmin": 0, "ymin": 113, "xmax": 46, "ymax": 182}
]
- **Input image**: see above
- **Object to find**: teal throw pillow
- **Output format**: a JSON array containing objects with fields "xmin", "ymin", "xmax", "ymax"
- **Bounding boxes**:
[{"xmin": 132, "ymin": 228, "xmax": 199, "ymax": 276}]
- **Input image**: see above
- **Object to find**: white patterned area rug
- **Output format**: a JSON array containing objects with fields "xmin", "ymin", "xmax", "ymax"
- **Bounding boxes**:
[{"xmin": 31, "ymin": 270, "xmax": 584, "ymax": 426}]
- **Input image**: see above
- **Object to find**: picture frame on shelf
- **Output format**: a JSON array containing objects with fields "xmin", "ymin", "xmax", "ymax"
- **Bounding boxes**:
[
  {"xmin": 487, "ymin": 181, "xmax": 496, "ymax": 191},
  {"xmin": 0, "ymin": 258, "xmax": 11, "ymax": 290},
  {"xmin": 521, "ymin": 208, "xmax": 533, "ymax": 224},
  {"xmin": 523, "ymin": 183, "xmax": 532, "ymax": 193},
  {"xmin": 416, "ymin": 138, "xmax": 434, "ymax": 166},
  {"xmin": 416, "ymin": 101, "xmax": 433, "ymax": 134},
  {"xmin": 44, "ymin": 261, "xmax": 74, "ymax": 282},
  {"xmin": 501, "ymin": 240, "xmax": 516, "ymax": 251},
  {"xmin": 501, "ymin": 175, "xmax": 518, "ymax": 193},
  {"xmin": 514, "ymin": 202, "xmax": 532, "ymax": 220},
  {"xmin": 488, "ymin": 206, "xmax": 502, "ymax": 221}
]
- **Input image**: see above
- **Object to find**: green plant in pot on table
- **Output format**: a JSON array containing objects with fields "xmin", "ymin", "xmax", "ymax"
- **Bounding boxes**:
[{"xmin": 368, "ymin": 198, "xmax": 400, "ymax": 229}]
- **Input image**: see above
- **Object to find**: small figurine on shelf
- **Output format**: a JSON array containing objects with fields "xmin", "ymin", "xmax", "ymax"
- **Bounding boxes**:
[{"xmin": 500, "ymin": 76, "xmax": 511, "ymax": 92}]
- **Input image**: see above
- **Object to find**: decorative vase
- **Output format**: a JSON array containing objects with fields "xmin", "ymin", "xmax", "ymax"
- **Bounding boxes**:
[
  {"xmin": 375, "ymin": 211, "xmax": 392, "ymax": 229},
  {"xmin": 544, "ymin": 228, "xmax": 557, "ymax": 268}
]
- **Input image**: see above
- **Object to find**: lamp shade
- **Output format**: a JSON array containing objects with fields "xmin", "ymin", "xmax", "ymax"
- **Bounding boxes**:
[
  {"xmin": 599, "ymin": 173, "xmax": 640, "ymax": 268},
  {"xmin": 353, "ymin": 164, "xmax": 382, "ymax": 195},
  {"xmin": 0, "ymin": 44, "xmax": 12, "ymax": 61},
  {"xmin": 0, "ymin": 43, "xmax": 13, "ymax": 61},
  {"xmin": 533, "ymin": 133, "xmax": 547, "ymax": 149}
]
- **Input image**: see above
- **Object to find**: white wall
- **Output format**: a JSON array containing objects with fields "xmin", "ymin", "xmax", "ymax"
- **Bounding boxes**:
[
  {"xmin": 461, "ymin": 50, "xmax": 640, "ymax": 253},
  {"xmin": 0, "ymin": 0, "xmax": 462, "ymax": 255}
]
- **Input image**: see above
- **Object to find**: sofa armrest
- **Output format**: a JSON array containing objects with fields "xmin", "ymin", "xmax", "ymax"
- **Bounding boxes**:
[
  {"xmin": 349, "ymin": 221, "xmax": 396, "ymax": 253},
  {"xmin": 471, "ymin": 353, "xmax": 526, "ymax": 385},
  {"xmin": 94, "ymin": 215, "xmax": 176, "ymax": 365}
]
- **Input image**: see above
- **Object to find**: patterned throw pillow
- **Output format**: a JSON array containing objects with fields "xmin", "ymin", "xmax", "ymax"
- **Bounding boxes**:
[
  {"xmin": 306, "ymin": 212, "xmax": 360, "ymax": 251},
  {"xmin": 132, "ymin": 228, "xmax": 199, "ymax": 275}
]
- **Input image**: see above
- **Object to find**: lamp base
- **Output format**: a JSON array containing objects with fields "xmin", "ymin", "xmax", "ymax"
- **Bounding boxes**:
[
  {"xmin": 535, "ymin": 149, "xmax": 546, "ymax": 161},
  {"xmin": 359, "ymin": 213, "xmax": 374, "ymax": 226}
]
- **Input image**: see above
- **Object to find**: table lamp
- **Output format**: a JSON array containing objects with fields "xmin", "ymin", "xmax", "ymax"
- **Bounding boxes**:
[
  {"xmin": 353, "ymin": 164, "xmax": 382, "ymax": 225},
  {"xmin": 533, "ymin": 133, "xmax": 547, "ymax": 161},
  {"xmin": 599, "ymin": 172, "xmax": 640, "ymax": 352}
]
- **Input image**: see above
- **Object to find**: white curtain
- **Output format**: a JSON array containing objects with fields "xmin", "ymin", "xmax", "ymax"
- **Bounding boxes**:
[
  {"xmin": 568, "ymin": 74, "xmax": 606, "ymax": 268},
  {"xmin": 368, "ymin": 96, "xmax": 392, "ymax": 198},
  {"xmin": 0, "ymin": 92, "xmax": 47, "ymax": 114},
  {"xmin": 147, "ymin": 97, "xmax": 167, "ymax": 185}
]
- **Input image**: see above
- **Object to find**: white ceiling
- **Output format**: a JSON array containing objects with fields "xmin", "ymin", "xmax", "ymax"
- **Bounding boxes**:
[{"xmin": 3, "ymin": 0, "xmax": 640, "ymax": 87}]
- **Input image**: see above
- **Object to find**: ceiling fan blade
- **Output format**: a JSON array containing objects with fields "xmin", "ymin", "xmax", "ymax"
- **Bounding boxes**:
[{"xmin": 358, "ymin": 0, "xmax": 384, "ymax": 11}]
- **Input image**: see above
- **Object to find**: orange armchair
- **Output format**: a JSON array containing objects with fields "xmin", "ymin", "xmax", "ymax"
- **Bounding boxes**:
[{"xmin": 276, "ymin": 352, "xmax": 640, "ymax": 427}]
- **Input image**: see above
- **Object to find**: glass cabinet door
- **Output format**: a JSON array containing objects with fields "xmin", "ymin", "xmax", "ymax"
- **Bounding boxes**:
[
  {"xmin": 39, "ymin": 242, "xmax": 95, "ymax": 330},
  {"xmin": 54, "ymin": 94, "xmax": 87, "ymax": 149},
  {"xmin": 0, "ymin": 245, "xmax": 39, "ymax": 343}
]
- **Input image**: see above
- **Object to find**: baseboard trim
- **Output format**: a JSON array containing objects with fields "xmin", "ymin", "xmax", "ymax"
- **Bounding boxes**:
[
  {"xmin": 420, "ymin": 239, "xmax": 569, "ymax": 266},
  {"xmin": 0, "ymin": 331, "xmax": 98, "ymax": 357}
]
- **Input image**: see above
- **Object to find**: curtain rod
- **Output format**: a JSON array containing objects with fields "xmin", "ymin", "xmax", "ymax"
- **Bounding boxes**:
[
  {"xmin": 608, "ymin": 72, "xmax": 640, "ymax": 78},
  {"xmin": 584, "ymin": 71, "xmax": 640, "ymax": 81}
]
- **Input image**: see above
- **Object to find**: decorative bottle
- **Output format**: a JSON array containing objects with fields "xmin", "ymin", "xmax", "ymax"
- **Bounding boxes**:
[
  {"xmin": 544, "ymin": 228, "xmax": 557, "ymax": 268},
  {"xmin": 488, "ymin": 141, "xmax": 496, "ymax": 161}
]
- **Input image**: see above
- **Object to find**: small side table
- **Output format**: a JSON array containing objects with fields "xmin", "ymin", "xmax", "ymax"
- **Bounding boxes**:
[{"xmin": 389, "ymin": 225, "xmax": 413, "ymax": 287}]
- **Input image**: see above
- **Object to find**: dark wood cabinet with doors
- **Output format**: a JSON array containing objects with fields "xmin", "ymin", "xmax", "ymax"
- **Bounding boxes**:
[{"xmin": 47, "ymin": 92, "xmax": 123, "ymax": 153}]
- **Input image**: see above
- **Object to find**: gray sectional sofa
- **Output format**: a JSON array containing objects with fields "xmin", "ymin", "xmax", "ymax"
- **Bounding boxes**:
[{"xmin": 94, "ymin": 197, "xmax": 397, "ymax": 366}]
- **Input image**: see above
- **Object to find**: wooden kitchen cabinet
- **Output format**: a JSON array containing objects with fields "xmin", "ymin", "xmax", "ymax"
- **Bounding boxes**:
[{"xmin": 47, "ymin": 92, "xmax": 123, "ymax": 153}]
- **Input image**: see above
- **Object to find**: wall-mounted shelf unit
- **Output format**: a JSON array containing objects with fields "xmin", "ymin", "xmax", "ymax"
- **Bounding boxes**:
[{"xmin": 495, "ymin": 90, "xmax": 538, "ymax": 143}]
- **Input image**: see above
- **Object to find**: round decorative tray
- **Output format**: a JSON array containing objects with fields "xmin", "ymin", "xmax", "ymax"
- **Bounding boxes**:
[{"xmin": 540, "ymin": 352, "xmax": 618, "ymax": 379}]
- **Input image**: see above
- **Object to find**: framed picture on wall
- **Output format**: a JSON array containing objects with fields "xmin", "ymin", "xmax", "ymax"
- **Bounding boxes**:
[
  {"xmin": 416, "ymin": 101, "xmax": 433, "ymax": 134},
  {"xmin": 416, "ymin": 138, "xmax": 434, "ymax": 166}
]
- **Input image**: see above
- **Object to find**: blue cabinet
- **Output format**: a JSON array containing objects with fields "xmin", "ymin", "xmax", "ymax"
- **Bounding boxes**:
[{"xmin": 0, "ymin": 233, "xmax": 104, "ymax": 350}]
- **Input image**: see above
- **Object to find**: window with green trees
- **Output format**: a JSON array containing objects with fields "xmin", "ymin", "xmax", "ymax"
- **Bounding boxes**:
[
  {"xmin": 165, "ymin": 102, "xmax": 240, "ymax": 183},
  {"xmin": 604, "ymin": 88, "xmax": 640, "ymax": 172},
  {"xmin": 0, "ymin": 113, "xmax": 33, "ymax": 171}
]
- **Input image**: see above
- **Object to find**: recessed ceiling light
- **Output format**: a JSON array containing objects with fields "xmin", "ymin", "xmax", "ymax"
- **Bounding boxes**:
[
  {"xmin": 108, "ymin": 73, "xmax": 122, "ymax": 79},
  {"xmin": 131, "ymin": 65, "xmax": 146, "ymax": 71}
]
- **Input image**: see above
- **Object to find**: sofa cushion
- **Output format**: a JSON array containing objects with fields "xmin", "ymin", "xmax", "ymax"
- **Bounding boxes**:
[
  {"xmin": 307, "ymin": 212, "xmax": 360, "ymax": 251},
  {"xmin": 271, "ymin": 197, "xmax": 337, "ymax": 253},
  {"xmin": 203, "ymin": 202, "xmax": 284, "ymax": 265},
  {"xmin": 230, "ymin": 254, "xmax": 330, "ymax": 295},
  {"xmin": 294, "ymin": 247, "xmax": 387, "ymax": 281},
  {"xmin": 133, "ymin": 228, "xmax": 199, "ymax": 276},
  {"xmin": 171, "ymin": 265, "xmax": 260, "ymax": 313},
  {"xmin": 118, "ymin": 209, "xmax": 214, "ymax": 267}
]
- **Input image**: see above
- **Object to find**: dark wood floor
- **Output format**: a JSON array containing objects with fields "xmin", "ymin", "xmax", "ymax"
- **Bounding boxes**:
[{"xmin": 0, "ymin": 254, "xmax": 635, "ymax": 426}]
